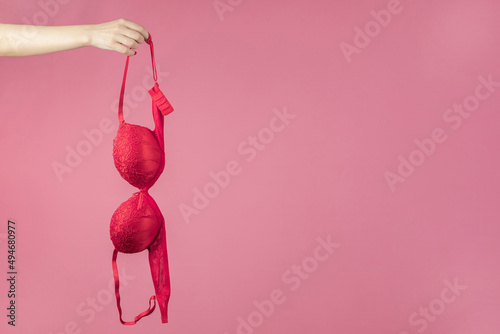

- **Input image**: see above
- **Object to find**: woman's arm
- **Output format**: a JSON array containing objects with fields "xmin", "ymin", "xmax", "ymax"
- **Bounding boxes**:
[{"xmin": 0, "ymin": 18, "xmax": 149, "ymax": 57}]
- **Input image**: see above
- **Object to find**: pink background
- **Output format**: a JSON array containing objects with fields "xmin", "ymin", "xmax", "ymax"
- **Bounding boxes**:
[{"xmin": 1, "ymin": 0, "xmax": 500, "ymax": 333}]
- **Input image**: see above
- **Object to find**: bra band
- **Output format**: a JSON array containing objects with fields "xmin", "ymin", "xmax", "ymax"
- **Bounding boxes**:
[{"xmin": 112, "ymin": 33, "xmax": 172, "ymax": 324}]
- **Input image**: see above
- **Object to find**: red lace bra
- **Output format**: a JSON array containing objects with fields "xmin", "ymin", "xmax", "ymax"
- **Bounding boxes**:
[{"xmin": 109, "ymin": 33, "xmax": 174, "ymax": 325}]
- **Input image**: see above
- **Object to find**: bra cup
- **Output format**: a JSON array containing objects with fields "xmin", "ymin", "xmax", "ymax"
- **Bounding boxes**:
[
  {"xmin": 113, "ymin": 123, "xmax": 164, "ymax": 189},
  {"xmin": 110, "ymin": 193, "xmax": 161, "ymax": 254}
]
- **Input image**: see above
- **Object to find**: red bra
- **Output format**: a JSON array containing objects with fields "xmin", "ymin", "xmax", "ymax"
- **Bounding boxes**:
[{"xmin": 109, "ymin": 33, "xmax": 174, "ymax": 325}]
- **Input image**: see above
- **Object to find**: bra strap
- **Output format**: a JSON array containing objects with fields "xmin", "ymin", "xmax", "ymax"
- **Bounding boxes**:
[
  {"xmin": 118, "ymin": 33, "xmax": 159, "ymax": 124},
  {"xmin": 117, "ymin": 55, "xmax": 129, "ymax": 124},
  {"xmin": 112, "ymin": 249, "xmax": 157, "ymax": 325},
  {"xmin": 146, "ymin": 34, "xmax": 157, "ymax": 82}
]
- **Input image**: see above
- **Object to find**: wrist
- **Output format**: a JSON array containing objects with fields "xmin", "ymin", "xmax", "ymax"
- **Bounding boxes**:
[{"xmin": 80, "ymin": 24, "xmax": 93, "ymax": 47}]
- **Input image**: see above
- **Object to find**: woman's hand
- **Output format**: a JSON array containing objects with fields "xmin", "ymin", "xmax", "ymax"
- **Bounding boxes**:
[
  {"xmin": 0, "ymin": 18, "xmax": 149, "ymax": 57},
  {"xmin": 86, "ymin": 19, "xmax": 149, "ymax": 56}
]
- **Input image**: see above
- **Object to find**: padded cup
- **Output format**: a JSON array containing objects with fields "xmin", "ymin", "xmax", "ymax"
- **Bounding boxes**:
[
  {"xmin": 110, "ymin": 192, "xmax": 161, "ymax": 254},
  {"xmin": 113, "ymin": 123, "xmax": 164, "ymax": 189}
]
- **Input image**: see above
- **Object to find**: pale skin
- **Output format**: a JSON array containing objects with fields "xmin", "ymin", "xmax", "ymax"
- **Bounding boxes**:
[{"xmin": 0, "ymin": 18, "xmax": 149, "ymax": 57}]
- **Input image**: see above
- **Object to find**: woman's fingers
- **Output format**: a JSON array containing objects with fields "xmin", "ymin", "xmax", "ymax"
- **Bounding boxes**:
[
  {"xmin": 115, "ymin": 34, "xmax": 139, "ymax": 50},
  {"xmin": 114, "ymin": 19, "xmax": 149, "ymax": 56},
  {"xmin": 89, "ymin": 18, "xmax": 149, "ymax": 56},
  {"xmin": 118, "ymin": 43, "xmax": 136, "ymax": 56},
  {"xmin": 120, "ymin": 18, "xmax": 149, "ymax": 42}
]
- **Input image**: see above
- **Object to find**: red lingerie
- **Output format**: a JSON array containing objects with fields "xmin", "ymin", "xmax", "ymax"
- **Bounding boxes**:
[{"xmin": 109, "ymin": 33, "xmax": 174, "ymax": 325}]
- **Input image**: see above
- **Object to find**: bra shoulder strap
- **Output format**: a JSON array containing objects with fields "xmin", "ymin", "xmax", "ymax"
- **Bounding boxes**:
[
  {"xmin": 118, "ymin": 33, "xmax": 163, "ymax": 124},
  {"xmin": 112, "ymin": 249, "xmax": 157, "ymax": 325},
  {"xmin": 146, "ymin": 34, "xmax": 174, "ymax": 151},
  {"xmin": 117, "ymin": 55, "xmax": 129, "ymax": 124}
]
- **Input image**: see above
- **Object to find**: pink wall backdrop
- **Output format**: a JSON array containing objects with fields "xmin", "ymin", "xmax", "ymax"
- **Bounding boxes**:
[{"xmin": 1, "ymin": 0, "xmax": 500, "ymax": 333}]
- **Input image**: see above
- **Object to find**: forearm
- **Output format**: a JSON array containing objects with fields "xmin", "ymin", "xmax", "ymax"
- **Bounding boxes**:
[{"xmin": 0, "ymin": 23, "xmax": 91, "ymax": 57}]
